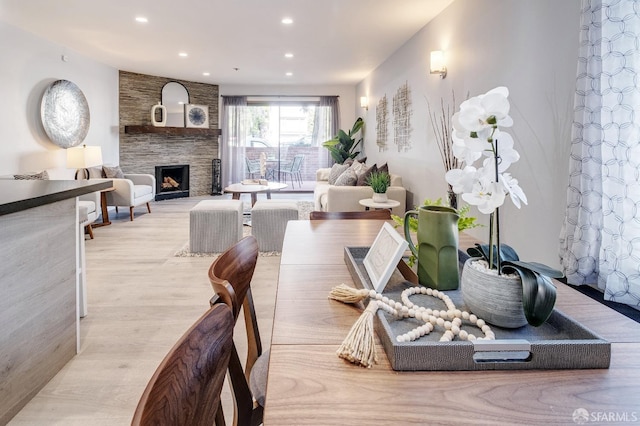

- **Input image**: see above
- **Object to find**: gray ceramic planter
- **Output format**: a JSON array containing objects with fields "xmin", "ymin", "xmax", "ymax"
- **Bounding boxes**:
[{"xmin": 460, "ymin": 257, "xmax": 527, "ymax": 328}]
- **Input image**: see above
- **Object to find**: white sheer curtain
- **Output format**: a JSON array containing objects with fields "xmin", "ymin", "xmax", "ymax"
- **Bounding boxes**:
[
  {"xmin": 221, "ymin": 96, "xmax": 248, "ymax": 187},
  {"xmin": 313, "ymin": 96, "xmax": 339, "ymax": 168},
  {"xmin": 560, "ymin": 0, "xmax": 640, "ymax": 308}
]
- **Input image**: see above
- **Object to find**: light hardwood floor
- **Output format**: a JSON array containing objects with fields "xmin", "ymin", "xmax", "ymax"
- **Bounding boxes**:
[{"xmin": 9, "ymin": 193, "xmax": 311, "ymax": 425}]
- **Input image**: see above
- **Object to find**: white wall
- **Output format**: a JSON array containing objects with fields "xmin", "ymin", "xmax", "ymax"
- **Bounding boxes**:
[
  {"xmin": 357, "ymin": 0, "xmax": 581, "ymax": 268},
  {"xmin": 0, "ymin": 22, "xmax": 119, "ymax": 174}
]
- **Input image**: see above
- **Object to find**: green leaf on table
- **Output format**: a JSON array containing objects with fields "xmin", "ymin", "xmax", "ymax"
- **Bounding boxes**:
[
  {"xmin": 502, "ymin": 262, "xmax": 557, "ymax": 327},
  {"xmin": 467, "ymin": 243, "xmax": 519, "ymax": 267}
]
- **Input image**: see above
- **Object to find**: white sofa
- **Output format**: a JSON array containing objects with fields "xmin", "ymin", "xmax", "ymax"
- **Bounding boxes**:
[{"xmin": 313, "ymin": 167, "xmax": 406, "ymax": 216}]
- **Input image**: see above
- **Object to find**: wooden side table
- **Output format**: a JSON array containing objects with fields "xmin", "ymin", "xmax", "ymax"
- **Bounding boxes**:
[
  {"xmin": 93, "ymin": 186, "xmax": 115, "ymax": 227},
  {"xmin": 359, "ymin": 198, "xmax": 400, "ymax": 211}
]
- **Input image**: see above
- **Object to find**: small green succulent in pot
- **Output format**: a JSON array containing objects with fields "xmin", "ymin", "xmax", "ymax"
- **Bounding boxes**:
[
  {"xmin": 367, "ymin": 171, "xmax": 391, "ymax": 203},
  {"xmin": 366, "ymin": 171, "xmax": 390, "ymax": 194}
]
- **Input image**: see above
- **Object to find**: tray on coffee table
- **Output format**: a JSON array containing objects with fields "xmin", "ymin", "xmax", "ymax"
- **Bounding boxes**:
[{"xmin": 344, "ymin": 246, "xmax": 611, "ymax": 371}]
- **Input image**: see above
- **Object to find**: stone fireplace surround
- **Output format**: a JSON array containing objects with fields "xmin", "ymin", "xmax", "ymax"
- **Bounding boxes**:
[{"xmin": 119, "ymin": 71, "xmax": 219, "ymax": 197}]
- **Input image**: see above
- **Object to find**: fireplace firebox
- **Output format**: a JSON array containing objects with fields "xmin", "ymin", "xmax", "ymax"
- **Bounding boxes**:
[{"xmin": 155, "ymin": 164, "xmax": 190, "ymax": 201}]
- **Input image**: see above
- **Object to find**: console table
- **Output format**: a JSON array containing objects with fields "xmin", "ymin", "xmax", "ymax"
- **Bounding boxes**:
[
  {"xmin": 265, "ymin": 220, "xmax": 640, "ymax": 424},
  {"xmin": 0, "ymin": 179, "xmax": 111, "ymax": 424}
]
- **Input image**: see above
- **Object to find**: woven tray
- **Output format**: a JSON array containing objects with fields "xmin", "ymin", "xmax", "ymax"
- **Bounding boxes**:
[{"xmin": 344, "ymin": 247, "xmax": 611, "ymax": 371}]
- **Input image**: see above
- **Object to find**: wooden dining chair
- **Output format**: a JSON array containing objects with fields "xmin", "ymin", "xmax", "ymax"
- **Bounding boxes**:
[
  {"xmin": 309, "ymin": 209, "xmax": 392, "ymax": 220},
  {"xmin": 131, "ymin": 303, "xmax": 234, "ymax": 426},
  {"xmin": 208, "ymin": 236, "xmax": 265, "ymax": 426}
]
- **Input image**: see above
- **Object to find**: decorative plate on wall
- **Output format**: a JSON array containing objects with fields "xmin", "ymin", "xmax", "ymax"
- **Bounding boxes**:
[
  {"xmin": 184, "ymin": 104, "xmax": 209, "ymax": 128},
  {"xmin": 40, "ymin": 79, "xmax": 90, "ymax": 148}
]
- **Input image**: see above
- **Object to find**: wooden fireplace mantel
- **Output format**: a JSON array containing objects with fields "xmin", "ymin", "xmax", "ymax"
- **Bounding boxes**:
[{"xmin": 124, "ymin": 125, "xmax": 221, "ymax": 137}]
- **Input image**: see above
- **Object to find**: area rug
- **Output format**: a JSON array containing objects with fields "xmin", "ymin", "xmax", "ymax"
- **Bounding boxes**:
[{"xmin": 175, "ymin": 201, "xmax": 314, "ymax": 257}]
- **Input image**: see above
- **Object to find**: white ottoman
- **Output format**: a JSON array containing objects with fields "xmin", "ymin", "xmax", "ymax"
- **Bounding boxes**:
[
  {"xmin": 251, "ymin": 200, "xmax": 298, "ymax": 252},
  {"xmin": 190, "ymin": 200, "xmax": 243, "ymax": 253}
]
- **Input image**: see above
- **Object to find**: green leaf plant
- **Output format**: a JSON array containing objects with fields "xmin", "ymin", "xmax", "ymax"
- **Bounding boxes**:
[
  {"xmin": 366, "ymin": 171, "xmax": 390, "ymax": 194},
  {"xmin": 393, "ymin": 198, "xmax": 481, "ymax": 234},
  {"xmin": 322, "ymin": 117, "xmax": 364, "ymax": 164},
  {"xmin": 467, "ymin": 243, "xmax": 563, "ymax": 327}
]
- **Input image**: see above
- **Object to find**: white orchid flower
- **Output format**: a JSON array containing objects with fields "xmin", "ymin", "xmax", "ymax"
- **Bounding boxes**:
[
  {"xmin": 461, "ymin": 178, "xmax": 506, "ymax": 214},
  {"xmin": 445, "ymin": 166, "xmax": 478, "ymax": 194},
  {"xmin": 481, "ymin": 87, "xmax": 513, "ymax": 126},
  {"xmin": 458, "ymin": 103, "xmax": 490, "ymax": 134},
  {"xmin": 457, "ymin": 86, "xmax": 513, "ymax": 138},
  {"xmin": 452, "ymin": 133, "xmax": 484, "ymax": 164},
  {"xmin": 448, "ymin": 86, "xmax": 526, "ymax": 217},
  {"xmin": 490, "ymin": 131, "xmax": 519, "ymax": 171},
  {"xmin": 500, "ymin": 173, "xmax": 528, "ymax": 208}
]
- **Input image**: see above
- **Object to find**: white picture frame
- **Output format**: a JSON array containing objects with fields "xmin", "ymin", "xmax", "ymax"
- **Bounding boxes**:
[
  {"xmin": 363, "ymin": 222, "xmax": 409, "ymax": 292},
  {"xmin": 184, "ymin": 104, "xmax": 209, "ymax": 128}
]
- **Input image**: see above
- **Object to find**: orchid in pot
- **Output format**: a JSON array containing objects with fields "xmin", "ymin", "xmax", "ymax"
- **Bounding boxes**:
[{"xmin": 446, "ymin": 86, "xmax": 563, "ymax": 327}]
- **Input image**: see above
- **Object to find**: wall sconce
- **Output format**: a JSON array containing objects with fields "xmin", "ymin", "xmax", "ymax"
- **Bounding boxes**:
[
  {"xmin": 360, "ymin": 96, "xmax": 369, "ymax": 111},
  {"xmin": 430, "ymin": 51, "xmax": 447, "ymax": 79}
]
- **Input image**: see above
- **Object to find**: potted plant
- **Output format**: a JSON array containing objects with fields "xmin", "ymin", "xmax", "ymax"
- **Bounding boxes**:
[
  {"xmin": 445, "ymin": 86, "xmax": 563, "ymax": 328},
  {"xmin": 322, "ymin": 117, "xmax": 364, "ymax": 164},
  {"xmin": 366, "ymin": 171, "xmax": 390, "ymax": 202}
]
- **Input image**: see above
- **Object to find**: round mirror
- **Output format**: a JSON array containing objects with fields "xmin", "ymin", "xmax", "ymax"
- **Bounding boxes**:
[{"xmin": 161, "ymin": 82, "xmax": 189, "ymax": 127}]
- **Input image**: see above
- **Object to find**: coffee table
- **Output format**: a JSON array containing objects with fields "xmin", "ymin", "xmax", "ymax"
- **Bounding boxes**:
[{"xmin": 224, "ymin": 182, "xmax": 287, "ymax": 206}]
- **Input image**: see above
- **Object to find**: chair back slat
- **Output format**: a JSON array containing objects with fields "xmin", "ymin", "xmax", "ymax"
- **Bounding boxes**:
[
  {"xmin": 132, "ymin": 304, "xmax": 234, "ymax": 426},
  {"xmin": 209, "ymin": 236, "xmax": 259, "ymax": 319},
  {"xmin": 208, "ymin": 236, "xmax": 263, "ymax": 426}
]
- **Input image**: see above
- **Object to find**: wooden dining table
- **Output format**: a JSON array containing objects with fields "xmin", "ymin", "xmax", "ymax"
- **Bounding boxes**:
[{"xmin": 264, "ymin": 219, "xmax": 640, "ymax": 425}]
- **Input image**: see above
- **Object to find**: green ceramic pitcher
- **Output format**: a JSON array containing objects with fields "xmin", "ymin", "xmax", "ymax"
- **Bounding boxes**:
[{"xmin": 403, "ymin": 205, "xmax": 460, "ymax": 290}]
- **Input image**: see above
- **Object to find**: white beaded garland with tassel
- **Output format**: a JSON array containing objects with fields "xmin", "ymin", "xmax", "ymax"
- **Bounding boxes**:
[{"xmin": 328, "ymin": 284, "xmax": 495, "ymax": 368}]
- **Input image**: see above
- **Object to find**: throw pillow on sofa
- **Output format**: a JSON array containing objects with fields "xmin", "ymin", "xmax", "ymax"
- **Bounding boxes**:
[
  {"xmin": 88, "ymin": 166, "xmax": 105, "ymax": 179},
  {"xmin": 103, "ymin": 165, "xmax": 125, "ymax": 179},
  {"xmin": 334, "ymin": 168, "xmax": 358, "ymax": 186},
  {"xmin": 356, "ymin": 164, "xmax": 377, "ymax": 186},
  {"xmin": 328, "ymin": 163, "xmax": 351, "ymax": 185},
  {"xmin": 348, "ymin": 159, "xmax": 367, "ymax": 176},
  {"xmin": 14, "ymin": 171, "xmax": 49, "ymax": 180}
]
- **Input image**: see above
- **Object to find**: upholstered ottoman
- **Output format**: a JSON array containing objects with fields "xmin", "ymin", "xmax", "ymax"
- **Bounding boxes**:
[
  {"xmin": 251, "ymin": 200, "xmax": 298, "ymax": 252},
  {"xmin": 190, "ymin": 200, "xmax": 243, "ymax": 253}
]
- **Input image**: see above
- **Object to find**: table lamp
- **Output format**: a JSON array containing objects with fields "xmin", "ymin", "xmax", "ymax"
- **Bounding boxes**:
[{"xmin": 67, "ymin": 144, "xmax": 103, "ymax": 180}]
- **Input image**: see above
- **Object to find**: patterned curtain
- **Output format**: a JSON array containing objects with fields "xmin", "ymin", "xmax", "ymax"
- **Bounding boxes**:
[
  {"xmin": 220, "ymin": 96, "xmax": 248, "ymax": 187},
  {"xmin": 560, "ymin": 0, "xmax": 640, "ymax": 308}
]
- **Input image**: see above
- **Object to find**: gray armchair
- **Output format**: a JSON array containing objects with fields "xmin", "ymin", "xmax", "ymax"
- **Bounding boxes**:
[{"xmin": 104, "ymin": 173, "xmax": 155, "ymax": 221}]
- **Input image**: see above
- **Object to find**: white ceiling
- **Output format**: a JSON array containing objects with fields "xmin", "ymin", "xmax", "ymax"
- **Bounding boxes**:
[{"xmin": 0, "ymin": 0, "xmax": 453, "ymax": 85}]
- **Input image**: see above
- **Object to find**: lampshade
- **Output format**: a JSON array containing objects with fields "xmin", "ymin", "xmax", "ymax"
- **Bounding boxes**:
[
  {"xmin": 360, "ymin": 96, "xmax": 368, "ymax": 109},
  {"xmin": 67, "ymin": 145, "xmax": 102, "ymax": 180},
  {"xmin": 430, "ymin": 51, "xmax": 447, "ymax": 78},
  {"xmin": 67, "ymin": 145, "xmax": 103, "ymax": 169}
]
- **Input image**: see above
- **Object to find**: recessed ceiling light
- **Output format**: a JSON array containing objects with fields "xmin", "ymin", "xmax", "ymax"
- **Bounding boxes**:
[
  {"xmin": 203, "ymin": 72, "xmax": 210, "ymax": 76},
  {"xmin": 286, "ymin": 72, "xmax": 293, "ymax": 77},
  {"xmin": 135, "ymin": 16, "xmax": 148, "ymax": 23},
  {"xmin": 178, "ymin": 52, "xmax": 188, "ymax": 57},
  {"xmin": 281, "ymin": 17, "xmax": 293, "ymax": 24},
  {"xmin": 284, "ymin": 53, "xmax": 294, "ymax": 58}
]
